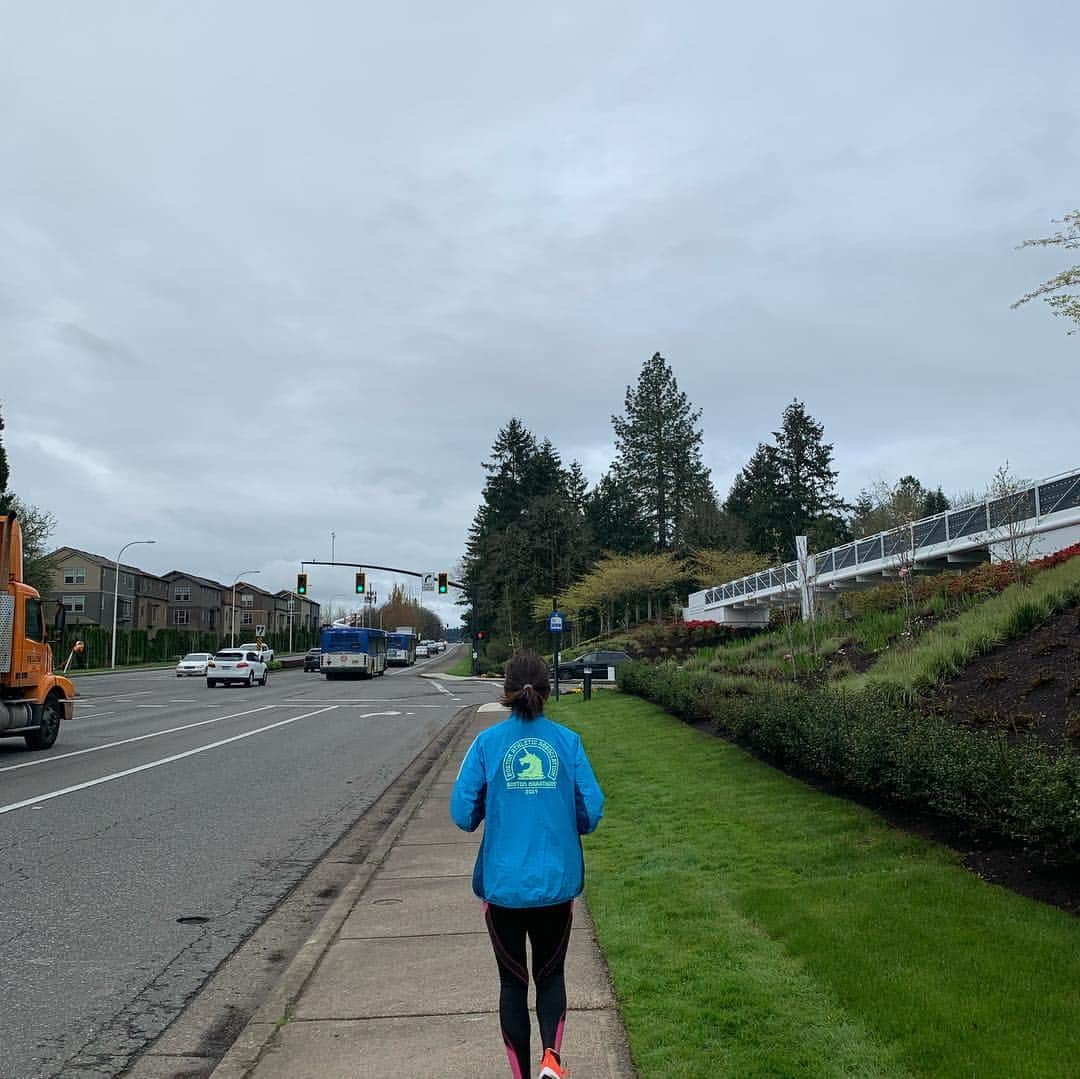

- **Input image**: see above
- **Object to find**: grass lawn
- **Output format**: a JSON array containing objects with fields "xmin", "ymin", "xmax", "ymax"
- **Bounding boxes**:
[
  {"xmin": 550, "ymin": 692, "xmax": 1080, "ymax": 1078},
  {"xmin": 446, "ymin": 654, "xmax": 474, "ymax": 677}
]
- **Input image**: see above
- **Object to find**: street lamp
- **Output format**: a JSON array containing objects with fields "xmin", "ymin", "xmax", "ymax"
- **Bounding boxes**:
[
  {"xmin": 231, "ymin": 570, "xmax": 260, "ymax": 647},
  {"xmin": 111, "ymin": 539, "xmax": 156, "ymax": 669}
]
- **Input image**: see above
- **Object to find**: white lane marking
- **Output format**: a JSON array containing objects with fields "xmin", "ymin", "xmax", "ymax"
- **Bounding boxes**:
[
  {"xmin": 0, "ymin": 705, "xmax": 277, "ymax": 774},
  {"xmin": 431, "ymin": 681, "xmax": 450, "ymax": 695},
  {"xmin": 136, "ymin": 704, "xmax": 166, "ymax": 709},
  {"xmin": 74, "ymin": 690, "xmax": 155, "ymax": 703},
  {"xmin": 479, "ymin": 702, "xmax": 510, "ymax": 713},
  {"xmin": 359, "ymin": 711, "xmax": 402, "ymax": 718},
  {"xmin": 170, "ymin": 699, "xmax": 197, "ymax": 703},
  {"xmin": 74, "ymin": 712, "xmax": 115, "ymax": 720},
  {"xmin": 281, "ymin": 698, "xmax": 447, "ymax": 706},
  {"xmin": 0, "ymin": 706, "xmax": 338, "ymax": 815}
]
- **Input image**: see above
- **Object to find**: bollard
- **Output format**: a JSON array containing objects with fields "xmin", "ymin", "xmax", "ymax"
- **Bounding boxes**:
[{"xmin": 582, "ymin": 667, "xmax": 592, "ymax": 701}]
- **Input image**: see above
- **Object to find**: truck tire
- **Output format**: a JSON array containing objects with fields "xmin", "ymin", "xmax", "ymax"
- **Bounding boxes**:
[{"xmin": 25, "ymin": 694, "xmax": 63, "ymax": 751}]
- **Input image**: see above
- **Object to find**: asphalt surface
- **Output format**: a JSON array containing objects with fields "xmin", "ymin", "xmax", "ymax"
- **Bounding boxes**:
[{"xmin": 0, "ymin": 647, "xmax": 496, "ymax": 1079}]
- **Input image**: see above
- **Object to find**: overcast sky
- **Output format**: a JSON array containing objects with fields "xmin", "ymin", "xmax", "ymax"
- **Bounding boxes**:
[{"xmin": 2, "ymin": 1, "xmax": 1077, "ymax": 625}]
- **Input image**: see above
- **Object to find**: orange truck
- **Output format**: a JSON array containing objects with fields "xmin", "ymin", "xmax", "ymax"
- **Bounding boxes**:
[{"xmin": 0, "ymin": 511, "xmax": 74, "ymax": 749}]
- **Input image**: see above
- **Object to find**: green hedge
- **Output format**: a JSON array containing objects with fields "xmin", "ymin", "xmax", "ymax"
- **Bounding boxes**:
[
  {"xmin": 54, "ymin": 626, "xmax": 320, "ymax": 669},
  {"xmin": 619, "ymin": 661, "xmax": 1080, "ymax": 864}
]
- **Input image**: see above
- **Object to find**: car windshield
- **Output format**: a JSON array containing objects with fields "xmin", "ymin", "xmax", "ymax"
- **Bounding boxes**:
[
  {"xmin": 181, "ymin": 654, "xmax": 209, "ymax": 661},
  {"xmin": 215, "ymin": 652, "xmax": 243, "ymax": 660}
]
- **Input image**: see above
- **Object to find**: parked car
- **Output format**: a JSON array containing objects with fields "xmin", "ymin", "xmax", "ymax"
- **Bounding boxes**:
[
  {"xmin": 303, "ymin": 647, "xmax": 322, "ymax": 672},
  {"xmin": 415, "ymin": 643, "xmax": 430, "ymax": 658},
  {"xmin": 239, "ymin": 642, "xmax": 275, "ymax": 664},
  {"xmin": 207, "ymin": 650, "xmax": 269, "ymax": 688},
  {"xmin": 176, "ymin": 652, "xmax": 212, "ymax": 677},
  {"xmin": 554, "ymin": 649, "xmax": 631, "ymax": 681}
]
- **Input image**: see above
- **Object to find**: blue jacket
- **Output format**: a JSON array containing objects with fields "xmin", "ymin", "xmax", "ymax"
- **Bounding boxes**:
[{"xmin": 450, "ymin": 713, "xmax": 605, "ymax": 909}]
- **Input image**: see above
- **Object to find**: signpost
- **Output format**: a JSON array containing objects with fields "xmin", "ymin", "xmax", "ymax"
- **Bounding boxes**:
[
  {"xmin": 422, "ymin": 572, "xmax": 435, "ymax": 592},
  {"xmin": 547, "ymin": 609, "xmax": 565, "ymax": 701}
]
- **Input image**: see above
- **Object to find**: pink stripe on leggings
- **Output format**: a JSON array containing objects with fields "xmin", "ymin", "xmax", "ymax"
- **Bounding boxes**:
[
  {"xmin": 502, "ymin": 1034, "xmax": 525, "ymax": 1079},
  {"xmin": 555, "ymin": 1012, "xmax": 566, "ymax": 1052}
]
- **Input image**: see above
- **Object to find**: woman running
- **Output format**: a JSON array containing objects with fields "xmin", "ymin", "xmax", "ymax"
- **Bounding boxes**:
[{"xmin": 451, "ymin": 650, "xmax": 605, "ymax": 1079}]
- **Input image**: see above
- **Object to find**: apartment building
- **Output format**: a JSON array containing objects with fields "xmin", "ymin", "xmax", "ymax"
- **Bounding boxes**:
[
  {"xmin": 48, "ymin": 547, "xmax": 167, "ymax": 634},
  {"xmin": 162, "ymin": 571, "xmax": 225, "ymax": 633}
]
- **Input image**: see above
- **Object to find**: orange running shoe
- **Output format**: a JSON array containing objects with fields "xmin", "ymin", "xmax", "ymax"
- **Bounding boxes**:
[{"xmin": 539, "ymin": 1048, "xmax": 568, "ymax": 1078}]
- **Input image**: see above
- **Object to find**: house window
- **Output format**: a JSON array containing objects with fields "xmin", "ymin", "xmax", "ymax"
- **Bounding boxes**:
[
  {"xmin": 241, "ymin": 612, "xmax": 253, "ymax": 625},
  {"xmin": 240, "ymin": 593, "xmax": 254, "ymax": 608},
  {"xmin": 208, "ymin": 610, "xmax": 216, "ymax": 628},
  {"xmin": 63, "ymin": 595, "xmax": 86, "ymax": 613},
  {"xmin": 174, "ymin": 609, "xmax": 190, "ymax": 626},
  {"xmin": 122, "ymin": 573, "xmax": 134, "ymax": 589},
  {"xmin": 64, "ymin": 567, "xmax": 86, "ymax": 584},
  {"xmin": 119, "ymin": 599, "xmax": 133, "ymax": 621},
  {"xmin": 175, "ymin": 585, "xmax": 191, "ymax": 601}
]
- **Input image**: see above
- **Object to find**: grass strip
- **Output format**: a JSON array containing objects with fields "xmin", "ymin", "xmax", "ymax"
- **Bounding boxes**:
[{"xmin": 551, "ymin": 693, "xmax": 1080, "ymax": 1078}]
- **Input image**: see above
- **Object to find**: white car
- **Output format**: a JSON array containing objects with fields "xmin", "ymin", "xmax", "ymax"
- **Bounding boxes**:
[
  {"xmin": 415, "ymin": 643, "xmax": 430, "ymax": 658},
  {"xmin": 238, "ymin": 642, "xmax": 275, "ymax": 663},
  {"xmin": 207, "ymin": 650, "xmax": 269, "ymax": 688},
  {"xmin": 176, "ymin": 652, "xmax": 212, "ymax": 677}
]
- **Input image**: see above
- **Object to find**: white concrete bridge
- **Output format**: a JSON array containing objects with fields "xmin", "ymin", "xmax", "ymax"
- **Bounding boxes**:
[{"xmin": 684, "ymin": 467, "xmax": 1080, "ymax": 625}]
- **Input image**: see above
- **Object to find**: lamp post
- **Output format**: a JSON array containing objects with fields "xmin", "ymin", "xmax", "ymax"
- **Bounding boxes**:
[
  {"xmin": 111, "ymin": 539, "xmax": 156, "ymax": 669},
  {"xmin": 231, "ymin": 570, "xmax": 261, "ymax": 647}
]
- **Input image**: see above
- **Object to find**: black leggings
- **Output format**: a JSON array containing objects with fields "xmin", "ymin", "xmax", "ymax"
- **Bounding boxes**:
[{"xmin": 484, "ymin": 900, "xmax": 573, "ymax": 1078}]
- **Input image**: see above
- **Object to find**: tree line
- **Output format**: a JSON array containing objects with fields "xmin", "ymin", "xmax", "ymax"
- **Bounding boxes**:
[{"xmin": 462, "ymin": 353, "xmax": 956, "ymax": 648}]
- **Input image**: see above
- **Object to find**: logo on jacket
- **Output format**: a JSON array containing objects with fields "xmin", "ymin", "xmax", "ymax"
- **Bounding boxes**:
[{"xmin": 503, "ymin": 738, "xmax": 559, "ymax": 790}]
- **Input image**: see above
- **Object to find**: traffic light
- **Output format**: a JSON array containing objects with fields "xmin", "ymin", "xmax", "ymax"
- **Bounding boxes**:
[
  {"xmin": 476, "ymin": 630, "xmax": 486, "ymax": 641},
  {"xmin": 296, "ymin": 572, "xmax": 308, "ymax": 596},
  {"xmin": 437, "ymin": 571, "xmax": 448, "ymax": 595},
  {"xmin": 355, "ymin": 571, "xmax": 366, "ymax": 594}
]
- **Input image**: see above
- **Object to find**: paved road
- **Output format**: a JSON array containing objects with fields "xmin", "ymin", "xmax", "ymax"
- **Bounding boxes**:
[{"xmin": 0, "ymin": 648, "xmax": 497, "ymax": 1078}]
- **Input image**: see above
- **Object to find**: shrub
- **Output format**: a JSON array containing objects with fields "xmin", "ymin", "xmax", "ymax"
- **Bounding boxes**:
[{"xmin": 619, "ymin": 661, "xmax": 1080, "ymax": 864}]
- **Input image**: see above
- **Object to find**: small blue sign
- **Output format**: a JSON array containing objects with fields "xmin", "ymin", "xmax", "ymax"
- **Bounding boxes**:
[{"xmin": 547, "ymin": 611, "xmax": 565, "ymax": 634}]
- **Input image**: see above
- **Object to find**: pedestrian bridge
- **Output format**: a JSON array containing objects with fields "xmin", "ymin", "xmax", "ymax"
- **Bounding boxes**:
[{"xmin": 684, "ymin": 466, "xmax": 1080, "ymax": 624}]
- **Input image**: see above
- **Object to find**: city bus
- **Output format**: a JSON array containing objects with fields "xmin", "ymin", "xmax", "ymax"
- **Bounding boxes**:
[
  {"xmin": 386, "ymin": 629, "xmax": 417, "ymax": 667},
  {"xmin": 320, "ymin": 625, "xmax": 388, "ymax": 679}
]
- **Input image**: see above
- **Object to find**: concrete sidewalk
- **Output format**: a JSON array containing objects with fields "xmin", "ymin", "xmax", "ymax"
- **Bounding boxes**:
[{"xmin": 212, "ymin": 704, "xmax": 636, "ymax": 1079}]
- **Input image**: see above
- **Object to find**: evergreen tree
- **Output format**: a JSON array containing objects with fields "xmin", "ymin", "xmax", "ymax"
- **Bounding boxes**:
[
  {"xmin": 0, "ymin": 404, "xmax": 11, "ymax": 513},
  {"xmin": 583, "ymin": 470, "xmax": 652, "ymax": 556},
  {"xmin": 850, "ymin": 476, "xmax": 951, "ymax": 537},
  {"xmin": 726, "ymin": 401, "xmax": 847, "ymax": 556},
  {"xmin": 464, "ymin": 418, "xmax": 590, "ymax": 646},
  {"xmin": 611, "ymin": 352, "xmax": 713, "ymax": 551}
]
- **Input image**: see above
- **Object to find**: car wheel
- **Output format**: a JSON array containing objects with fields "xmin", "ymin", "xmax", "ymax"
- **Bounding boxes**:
[
  {"xmin": 259, "ymin": 669, "xmax": 269, "ymax": 686},
  {"xmin": 247, "ymin": 672, "xmax": 254, "ymax": 687},
  {"xmin": 25, "ymin": 693, "xmax": 63, "ymax": 750},
  {"xmin": 206, "ymin": 679, "xmax": 216, "ymax": 688}
]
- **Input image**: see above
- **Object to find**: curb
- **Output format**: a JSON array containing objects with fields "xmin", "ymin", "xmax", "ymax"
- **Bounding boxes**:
[{"xmin": 209, "ymin": 703, "xmax": 481, "ymax": 1079}]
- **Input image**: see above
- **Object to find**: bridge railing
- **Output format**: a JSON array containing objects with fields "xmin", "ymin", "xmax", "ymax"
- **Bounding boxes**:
[{"xmin": 690, "ymin": 466, "xmax": 1080, "ymax": 610}]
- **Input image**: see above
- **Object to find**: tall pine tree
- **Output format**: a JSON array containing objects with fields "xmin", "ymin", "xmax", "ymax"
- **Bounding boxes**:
[
  {"xmin": 611, "ymin": 352, "xmax": 713, "ymax": 551},
  {"xmin": 726, "ymin": 400, "xmax": 847, "ymax": 556}
]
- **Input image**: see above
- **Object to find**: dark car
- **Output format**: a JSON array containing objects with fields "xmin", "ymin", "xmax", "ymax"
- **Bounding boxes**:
[
  {"xmin": 303, "ymin": 647, "xmax": 322, "ymax": 672},
  {"xmin": 554, "ymin": 649, "xmax": 630, "ymax": 681}
]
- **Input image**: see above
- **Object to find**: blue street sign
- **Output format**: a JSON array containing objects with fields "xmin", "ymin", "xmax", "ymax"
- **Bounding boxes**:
[{"xmin": 547, "ymin": 611, "xmax": 564, "ymax": 634}]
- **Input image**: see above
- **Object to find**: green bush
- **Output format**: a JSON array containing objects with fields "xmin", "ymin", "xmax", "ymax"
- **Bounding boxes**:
[{"xmin": 619, "ymin": 661, "xmax": 1080, "ymax": 864}]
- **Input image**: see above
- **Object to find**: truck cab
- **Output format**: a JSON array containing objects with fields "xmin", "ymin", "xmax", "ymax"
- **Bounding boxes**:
[{"xmin": 1, "ymin": 512, "xmax": 75, "ymax": 749}]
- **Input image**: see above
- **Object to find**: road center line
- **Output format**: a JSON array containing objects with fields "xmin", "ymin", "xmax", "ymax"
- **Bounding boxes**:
[
  {"xmin": 0, "ymin": 705, "xmax": 277, "ymax": 774},
  {"xmin": 0, "ymin": 706, "xmax": 338, "ymax": 814}
]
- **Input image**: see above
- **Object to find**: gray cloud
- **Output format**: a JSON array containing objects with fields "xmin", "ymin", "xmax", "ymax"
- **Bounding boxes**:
[{"xmin": 2, "ymin": 1, "xmax": 1078, "ymax": 620}]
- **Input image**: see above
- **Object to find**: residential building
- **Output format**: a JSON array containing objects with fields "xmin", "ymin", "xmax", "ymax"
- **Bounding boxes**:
[
  {"xmin": 48, "ymin": 547, "xmax": 155, "ymax": 633},
  {"xmin": 162, "ymin": 571, "xmax": 225, "ymax": 634},
  {"xmin": 224, "ymin": 579, "xmax": 278, "ymax": 643},
  {"xmin": 274, "ymin": 590, "xmax": 321, "ymax": 635}
]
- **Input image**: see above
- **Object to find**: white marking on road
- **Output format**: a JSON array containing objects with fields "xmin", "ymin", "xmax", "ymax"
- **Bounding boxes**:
[
  {"xmin": 0, "ymin": 705, "xmax": 277, "ymax": 774},
  {"xmin": 170, "ymin": 699, "xmax": 197, "ymax": 703},
  {"xmin": 358, "ymin": 711, "xmax": 402, "ymax": 718},
  {"xmin": 0, "ymin": 706, "xmax": 338, "ymax": 814},
  {"xmin": 431, "ymin": 681, "xmax": 450, "ymax": 695},
  {"xmin": 479, "ymin": 702, "xmax": 509, "ymax": 713},
  {"xmin": 75, "ymin": 690, "xmax": 155, "ymax": 703},
  {"xmin": 75, "ymin": 712, "xmax": 115, "ymax": 719},
  {"xmin": 136, "ymin": 704, "xmax": 166, "ymax": 708}
]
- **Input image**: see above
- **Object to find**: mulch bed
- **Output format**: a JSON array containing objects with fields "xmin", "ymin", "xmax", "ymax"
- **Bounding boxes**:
[{"xmin": 921, "ymin": 603, "xmax": 1080, "ymax": 751}]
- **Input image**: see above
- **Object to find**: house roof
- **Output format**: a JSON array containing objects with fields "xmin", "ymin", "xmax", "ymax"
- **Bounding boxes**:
[
  {"xmin": 50, "ymin": 546, "xmax": 165, "ymax": 580},
  {"xmin": 162, "ymin": 569, "xmax": 227, "ymax": 591}
]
